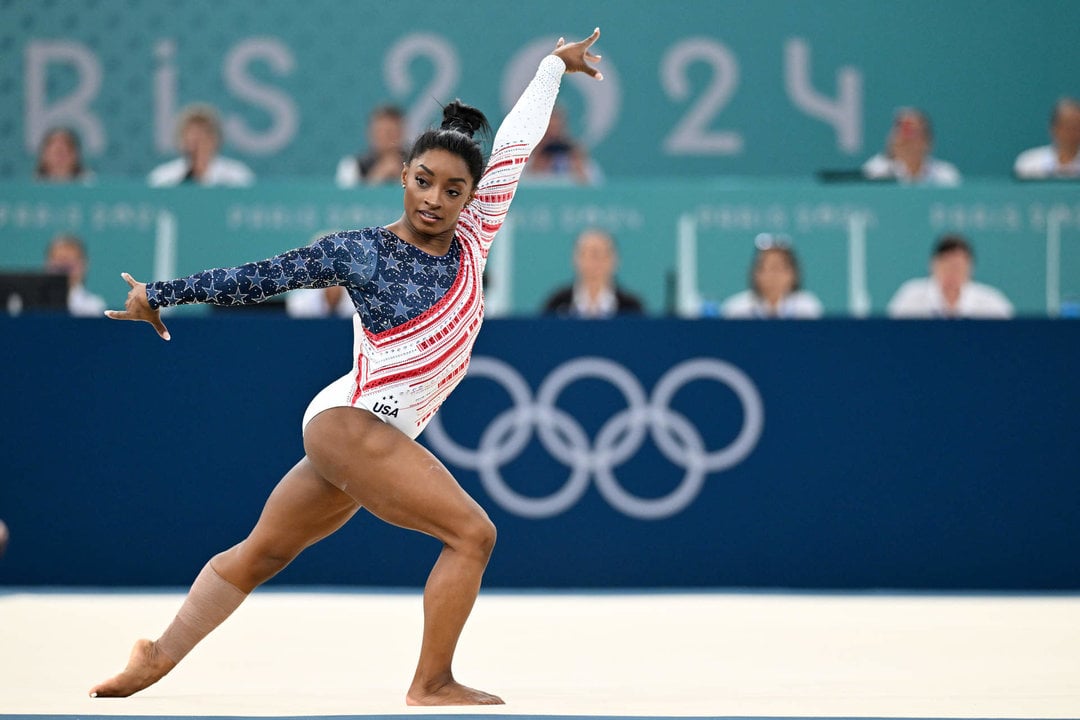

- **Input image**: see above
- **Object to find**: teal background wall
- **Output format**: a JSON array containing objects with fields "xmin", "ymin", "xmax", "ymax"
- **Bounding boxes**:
[
  {"xmin": 2, "ymin": 0, "xmax": 1078, "ymax": 180},
  {"xmin": 1, "ymin": 181, "xmax": 1078, "ymax": 317}
]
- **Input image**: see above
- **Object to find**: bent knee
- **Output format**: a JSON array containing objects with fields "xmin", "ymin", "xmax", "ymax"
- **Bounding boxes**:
[
  {"xmin": 454, "ymin": 513, "xmax": 497, "ymax": 560},
  {"xmin": 226, "ymin": 541, "xmax": 299, "ymax": 586}
]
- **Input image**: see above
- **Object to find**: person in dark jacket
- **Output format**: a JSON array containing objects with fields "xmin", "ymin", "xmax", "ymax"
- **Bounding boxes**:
[{"xmin": 542, "ymin": 227, "xmax": 644, "ymax": 317}]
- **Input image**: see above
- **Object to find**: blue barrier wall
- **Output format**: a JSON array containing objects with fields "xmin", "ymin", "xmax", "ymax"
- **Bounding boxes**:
[{"xmin": 1, "ymin": 316, "xmax": 1078, "ymax": 590}]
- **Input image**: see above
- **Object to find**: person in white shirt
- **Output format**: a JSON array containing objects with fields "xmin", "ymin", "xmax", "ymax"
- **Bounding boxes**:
[
  {"xmin": 862, "ymin": 107, "xmax": 960, "ymax": 187},
  {"xmin": 888, "ymin": 234, "xmax": 1013, "ymax": 319},
  {"xmin": 45, "ymin": 234, "xmax": 106, "ymax": 317},
  {"xmin": 285, "ymin": 286, "xmax": 356, "ymax": 319},
  {"xmin": 720, "ymin": 234, "xmax": 823, "ymax": 319},
  {"xmin": 1013, "ymin": 97, "xmax": 1080, "ymax": 180},
  {"xmin": 336, "ymin": 105, "xmax": 408, "ymax": 188},
  {"xmin": 148, "ymin": 104, "xmax": 254, "ymax": 187}
]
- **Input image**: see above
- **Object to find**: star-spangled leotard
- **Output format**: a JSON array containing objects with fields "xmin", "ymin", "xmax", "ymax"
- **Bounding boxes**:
[{"xmin": 146, "ymin": 55, "xmax": 566, "ymax": 439}]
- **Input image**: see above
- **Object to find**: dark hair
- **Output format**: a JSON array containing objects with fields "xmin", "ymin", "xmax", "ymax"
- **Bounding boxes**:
[
  {"xmin": 932, "ymin": 233, "xmax": 974, "ymax": 261},
  {"xmin": 1050, "ymin": 96, "xmax": 1080, "ymax": 127},
  {"xmin": 370, "ymin": 104, "xmax": 405, "ymax": 121},
  {"xmin": 45, "ymin": 233, "xmax": 88, "ymax": 260},
  {"xmin": 36, "ymin": 127, "xmax": 84, "ymax": 179},
  {"xmin": 406, "ymin": 100, "xmax": 490, "ymax": 187},
  {"xmin": 575, "ymin": 227, "xmax": 617, "ymax": 251}
]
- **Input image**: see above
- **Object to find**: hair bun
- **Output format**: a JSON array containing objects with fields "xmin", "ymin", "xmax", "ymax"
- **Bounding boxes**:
[{"xmin": 440, "ymin": 99, "xmax": 491, "ymax": 139}]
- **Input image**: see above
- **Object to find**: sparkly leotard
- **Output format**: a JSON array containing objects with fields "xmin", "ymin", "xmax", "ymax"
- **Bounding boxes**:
[{"xmin": 146, "ymin": 55, "xmax": 566, "ymax": 439}]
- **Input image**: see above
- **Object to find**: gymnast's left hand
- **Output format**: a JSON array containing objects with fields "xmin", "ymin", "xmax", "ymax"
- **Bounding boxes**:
[
  {"xmin": 104, "ymin": 272, "xmax": 171, "ymax": 341},
  {"xmin": 553, "ymin": 27, "xmax": 604, "ymax": 81}
]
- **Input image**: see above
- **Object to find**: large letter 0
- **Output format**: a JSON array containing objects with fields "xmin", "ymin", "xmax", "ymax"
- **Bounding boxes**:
[
  {"xmin": 25, "ymin": 41, "xmax": 104, "ymax": 154},
  {"xmin": 223, "ymin": 38, "xmax": 298, "ymax": 154},
  {"xmin": 501, "ymin": 36, "xmax": 620, "ymax": 148}
]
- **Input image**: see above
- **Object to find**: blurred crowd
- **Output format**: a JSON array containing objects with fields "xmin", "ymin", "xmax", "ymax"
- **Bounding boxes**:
[
  {"xmin": 33, "ymin": 97, "xmax": 1080, "ymax": 188},
  {"xmin": 14, "ymin": 96, "xmax": 1080, "ymax": 320}
]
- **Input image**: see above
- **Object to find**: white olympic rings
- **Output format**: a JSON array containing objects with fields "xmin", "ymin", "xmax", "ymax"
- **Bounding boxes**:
[{"xmin": 423, "ymin": 356, "xmax": 765, "ymax": 520}]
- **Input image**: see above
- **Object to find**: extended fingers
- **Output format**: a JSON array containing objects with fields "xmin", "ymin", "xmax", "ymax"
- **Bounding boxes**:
[
  {"xmin": 121, "ymin": 272, "xmax": 138, "ymax": 288},
  {"xmin": 577, "ymin": 28, "xmax": 603, "ymax": 80},
  {"xmin": 104, "ymin": 308, "xmax": 171, "ymax": 340},
  {"xmin": 152, "ymin": 317, "xmax": 172, "ymax": 341}
]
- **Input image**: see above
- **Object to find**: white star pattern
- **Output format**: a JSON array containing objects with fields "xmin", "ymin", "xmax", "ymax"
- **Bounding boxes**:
[{"xmin": 146, "ymin": 227, "xmax": 458, "ymax": 334}]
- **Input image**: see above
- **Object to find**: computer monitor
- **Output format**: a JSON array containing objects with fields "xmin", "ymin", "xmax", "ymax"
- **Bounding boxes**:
[
  {"xmin": 815, "ymin": 169, "xmax": 898, "ymax": 184},
  {"xmin": 0, "ymin": 272, "xmax": 69, "ymax": 314}
]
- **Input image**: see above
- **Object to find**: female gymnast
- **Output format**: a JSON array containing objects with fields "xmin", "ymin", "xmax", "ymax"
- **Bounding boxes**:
[{"xmin": 91, "ymin": 29, "xmax": 603, "ymax": 706}]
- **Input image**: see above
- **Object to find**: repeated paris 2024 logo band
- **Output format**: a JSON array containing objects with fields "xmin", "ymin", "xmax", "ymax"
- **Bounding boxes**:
[{"xmin": 424, "ymin": 356, "xmax": 764, "ymax": 520}]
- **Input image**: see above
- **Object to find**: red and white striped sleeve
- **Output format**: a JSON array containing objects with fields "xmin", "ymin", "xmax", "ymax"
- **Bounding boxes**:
[{"xmin": 458, "ymin": 54, "xmax": 566, "ymax": 262}]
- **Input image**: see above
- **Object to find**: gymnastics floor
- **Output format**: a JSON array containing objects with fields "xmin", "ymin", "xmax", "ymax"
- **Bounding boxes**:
[{"xmin": 1, "ymin": 589, "xmax": 1078, "ymax": 720}]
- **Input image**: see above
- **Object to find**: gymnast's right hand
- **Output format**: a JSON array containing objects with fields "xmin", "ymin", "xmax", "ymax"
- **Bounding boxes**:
[{"xmin": 105, "ymin": 272, "xmax": 171, "ymax": 341}]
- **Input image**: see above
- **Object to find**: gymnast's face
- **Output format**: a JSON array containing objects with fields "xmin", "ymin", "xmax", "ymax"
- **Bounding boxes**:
[{"xmin": 401, "ymin": 149, "xmax": 476, "ymax": 239}]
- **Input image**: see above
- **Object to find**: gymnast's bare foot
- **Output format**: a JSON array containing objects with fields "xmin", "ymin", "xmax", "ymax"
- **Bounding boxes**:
[
  {"xmin": 89, "ymin": 639, "xmax": 176, "ymax": 698},
  {"xmin": 406, "ymin": 677, "xmax": 504, "ymax": 706}
]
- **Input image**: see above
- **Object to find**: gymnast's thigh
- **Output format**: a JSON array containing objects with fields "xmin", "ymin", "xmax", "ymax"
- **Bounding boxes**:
[
  {"xmin": 302, "ymin": 408, "xmax": 490, "ymax": 545},
  {"xmin": 245, "ymin": 456, "xmax": 361, "ymax": 556}
]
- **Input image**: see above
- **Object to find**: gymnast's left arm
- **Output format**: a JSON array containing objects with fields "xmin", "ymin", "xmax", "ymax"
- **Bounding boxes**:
[
  {"xmin": 463, "ymin": 28, "xmax": 604, "ymax": 251},
  {"xmin": 104, "ymin": 233, "xmax": 377, "ymax": 340}
]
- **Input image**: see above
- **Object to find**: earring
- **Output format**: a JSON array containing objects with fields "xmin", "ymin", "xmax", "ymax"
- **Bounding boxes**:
[{"xmin": 401, "ymin": 182, "xmax": 406, "ymax": 188}]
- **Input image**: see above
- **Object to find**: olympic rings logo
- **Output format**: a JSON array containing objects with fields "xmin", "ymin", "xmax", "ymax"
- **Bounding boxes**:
[{"xmin": 424, "ymin": 356, "xmax": 764, "ymax": 520}]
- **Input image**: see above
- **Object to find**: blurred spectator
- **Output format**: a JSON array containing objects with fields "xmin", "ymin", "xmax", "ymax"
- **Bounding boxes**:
[
  {"xmin": 862, "ymin": 108, "xmax": 960, "ymax": 186},
  {"xmin": 542, "ymin": 228, "xmax": 643, "ymax": 318},
  {"xmin": 148, "ymin": 104, "xmax": 254, "ymax": 187},
  {"xmin": 35, "ymin": 128, "xmax": 93, "ymax": 183},
  {"xmin": 888, "ymin": 234, "xmax": 1013, "ymax": 318},
  {"xmin": 336, "ymin": 105, "xmax": 408, "ymax": 187},
  {"xmin": 526, "ymin": 106, "xmax": 603, "ymax": 185},
  {"xmin": 285, "ymin": 286, "xmax": 355, "ymax": 319},
  {"xmin": 1013, "ymin": 97, "xmax": 1080, "ymax": 180},
  {"xmin": 718, "ymin": 234, "xmax": 823, "ymax": 319},
  {"xmin": 45, "ymin": 233, "xmax": 106, "ymax": 317}
]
